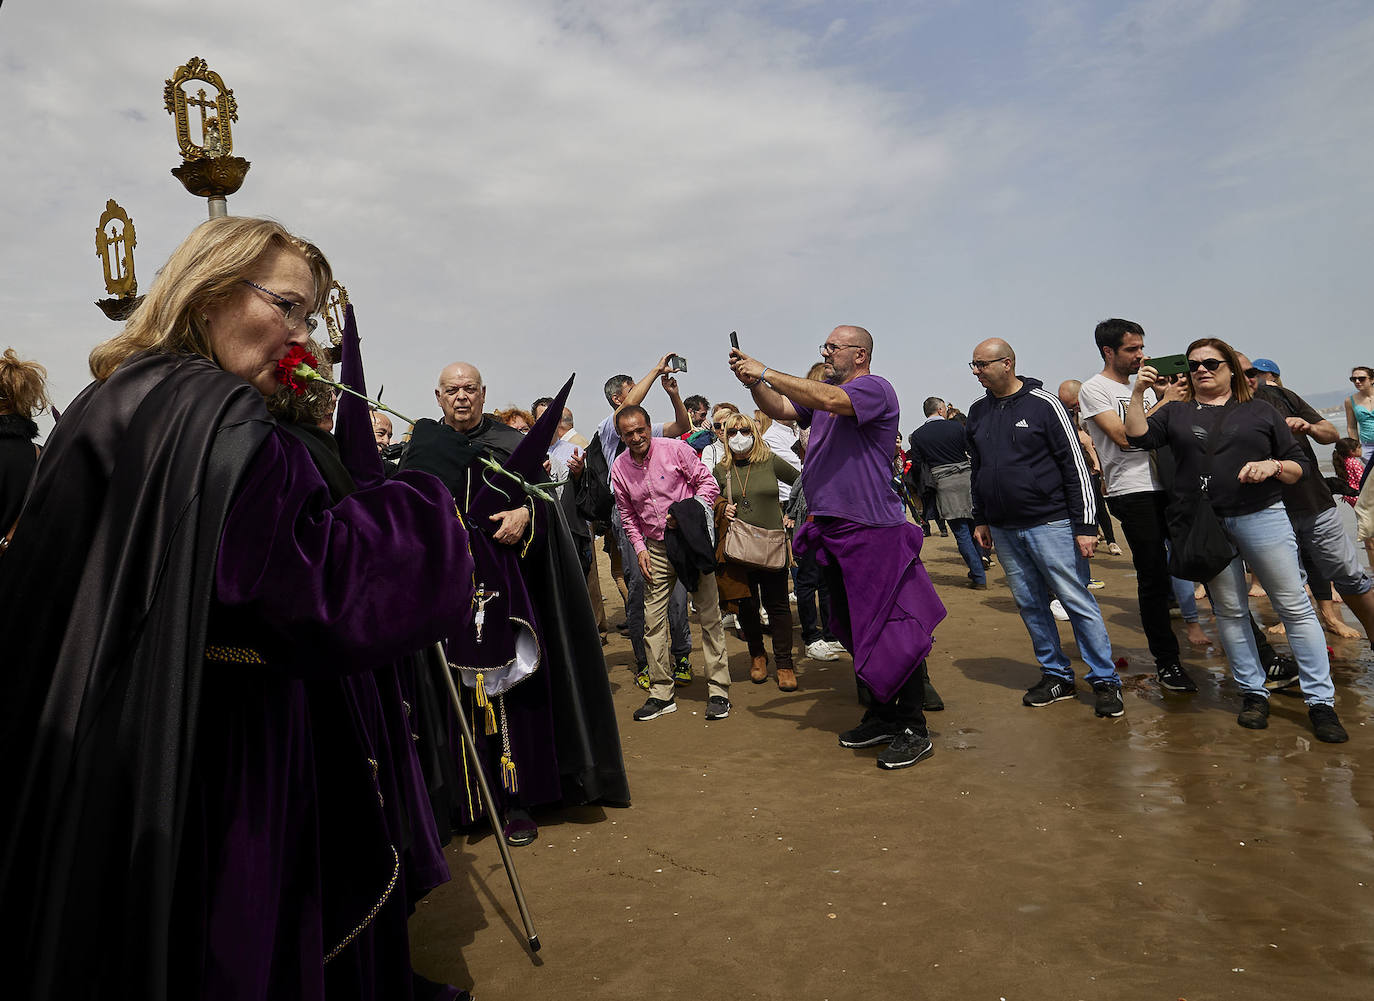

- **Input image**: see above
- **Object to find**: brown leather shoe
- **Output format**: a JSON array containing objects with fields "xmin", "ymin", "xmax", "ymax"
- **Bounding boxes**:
[
  {"xmin": 750, "ymin": 655, "xmax": 769, "ymax": 684},
  {"xmin": 776, "ymin": 667, "xmax": 798, "ymax": 692}
]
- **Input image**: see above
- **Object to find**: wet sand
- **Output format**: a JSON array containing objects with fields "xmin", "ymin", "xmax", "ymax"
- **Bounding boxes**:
[{"xmin": 408, "ymin": 532, "xmax": 1374, "ymax": 1000}]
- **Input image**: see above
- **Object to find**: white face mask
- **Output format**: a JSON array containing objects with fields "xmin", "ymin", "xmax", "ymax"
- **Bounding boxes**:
[{"xmin": 728, "ymin": 433, "xmax": 754, "ymax": 454}]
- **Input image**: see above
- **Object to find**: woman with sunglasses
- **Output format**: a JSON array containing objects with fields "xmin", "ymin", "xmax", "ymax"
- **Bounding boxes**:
[
  {"xmin": 1124, "ymin": 337, "xmax": 1346, "ymax": 743},
  {"xmin": 1343, "ymin": 366, "xmax": 1374, "ymax": 462},
  {"xmin": 713, "ymin": 411, "xmax": 801, "ymax": 690}
]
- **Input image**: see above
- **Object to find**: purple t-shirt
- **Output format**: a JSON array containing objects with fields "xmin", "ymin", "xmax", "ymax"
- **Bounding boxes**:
[{"xmin": 795, "ymin": 374, "xmax": 905, "ymax": 527}]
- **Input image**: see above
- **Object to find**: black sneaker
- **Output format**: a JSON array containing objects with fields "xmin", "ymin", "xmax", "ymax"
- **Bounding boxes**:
[
  {"xmin": 838, "ymin": 711, "xmax": 901, "ymax": 748},
  {"xmin": 876, "ymin": 728, "xmax": 934, "ymax": 770},
  {"xmin": 1308, "ymin": 704, "xmax": 1349, "ymax": 743},
  {"xmin": 1236, "ymin": 693, "xmax": 1270, "ymax": 730},
  {"xmin": 1092, "ymin": 681, "xmax": 1125, "ymax": 718},
  {"xmin": 704, "ymin": 695, "xmax": 731, "ymax": 720},
  {"xmin": 1263, "ymin": 654, "xmax": 1300, "ymax": 691},
  {"xmin": 1023, "ymin": 674, "xmax": 1076, "ymax": 707},
  {"xmin": 633, "ymin": 697, "xmax": 677, "ymax": 721},
  {"xmin": 1156, "ymin": 661, "xmax": 1199, "ymax": 693}
]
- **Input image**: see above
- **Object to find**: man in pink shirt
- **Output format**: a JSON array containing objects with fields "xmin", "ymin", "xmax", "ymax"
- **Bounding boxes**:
[{"xmin": 611, "ymin": 405, "xmax": 732, "ymax": 721}]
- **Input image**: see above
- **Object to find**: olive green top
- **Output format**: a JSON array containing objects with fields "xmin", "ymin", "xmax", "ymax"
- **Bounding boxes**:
[{"xmin": 712, "ymin": 452, "xmax": 801, "ymax": 532}]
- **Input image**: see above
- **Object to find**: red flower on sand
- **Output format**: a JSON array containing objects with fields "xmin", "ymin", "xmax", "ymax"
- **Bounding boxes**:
[{"xmin": 275, "ymin": 346, "xmax": 319, "ymax": 396}]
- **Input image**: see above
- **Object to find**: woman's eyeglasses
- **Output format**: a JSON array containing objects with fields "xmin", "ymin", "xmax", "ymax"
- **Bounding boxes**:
[
  {"xmin": 726, "ymin": 428, "xmax": 751, "ymax": 438},
  {"xmin": 1352, "ymin": 376, "xmax": 1369, "ymax": 385},
  {"xmin": 1188, "ymin": 357, "xmax": 1225, "ymax": 373},
  {"xmin": 242, "ymin": 280, "xmax": 318, "ymax": 333}
]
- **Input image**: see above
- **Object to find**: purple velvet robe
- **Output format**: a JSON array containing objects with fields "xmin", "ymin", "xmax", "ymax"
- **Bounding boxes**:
[
  {"xmin": 793, "ymin": 516, "xmax": 947, "ymax": 703},
  {"xmin": 185, "ymin": 429, "xmax": 475, "ymax": 999}
]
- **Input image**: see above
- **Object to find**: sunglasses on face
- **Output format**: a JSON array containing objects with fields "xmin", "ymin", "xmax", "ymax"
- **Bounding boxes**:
[
  {"xmin": 1188, "ymin": 358, "xmax": 1226, "ymax": 373},
  {"xmin": 1243, "ymin": 368, "xmax": 1259, "ymax": 379},
  {"xmin": 1352, "ymin": 376, "xmax": 1369, "ymax": 384},
  {"xmin": 726, "ymin": 427, "xmax": 751, "ymax": 438}
]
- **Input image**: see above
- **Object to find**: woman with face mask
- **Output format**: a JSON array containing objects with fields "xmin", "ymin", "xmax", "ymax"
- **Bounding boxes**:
[{"xmin": 713, "ymin": 412, "xmax": 801, "ymax": 689}]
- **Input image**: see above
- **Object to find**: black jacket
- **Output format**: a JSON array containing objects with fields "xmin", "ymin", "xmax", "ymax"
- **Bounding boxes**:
[
  {"xmin": 966, "ymin": 376, "xmax": 1097, "ymax": 534},
  {"xmin": 665, "ymin": 497, "xmax": 716, "ymax": 592}
]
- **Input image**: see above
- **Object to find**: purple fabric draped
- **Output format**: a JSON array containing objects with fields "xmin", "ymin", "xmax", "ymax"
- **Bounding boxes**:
[{"xmin": 793, "ymin": 516, "xmax": 947, "ymax": 702}]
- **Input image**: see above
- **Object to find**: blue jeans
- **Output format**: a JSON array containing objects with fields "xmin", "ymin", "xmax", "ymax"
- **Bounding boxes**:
[
  {"xmin": 1208, "ymin": 504, "xmax": 1335, "ymax": 706},
  {"xmin": 990, "ymin": 519, "xmax": 1118, "ymax": 685},
  {"xmin": 949, "ymin": 518, "xmax": 985, "ymax": 585}
]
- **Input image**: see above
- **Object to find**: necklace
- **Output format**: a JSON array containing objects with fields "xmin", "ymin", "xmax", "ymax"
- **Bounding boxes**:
[{"xmin": 733, "ymin": 461, "xmax": 753, "ymax": 511}]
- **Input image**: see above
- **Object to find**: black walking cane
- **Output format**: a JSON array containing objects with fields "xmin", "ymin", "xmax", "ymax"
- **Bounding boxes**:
[{"xmin": 426, "ymin": 641, "xmax": 542, "ymax": 953}]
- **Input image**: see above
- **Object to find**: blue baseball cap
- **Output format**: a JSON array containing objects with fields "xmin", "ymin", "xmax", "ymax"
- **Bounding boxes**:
[{"xmin": 1251, "ymin": 358, "xmax": 1280, "ymax": 375}]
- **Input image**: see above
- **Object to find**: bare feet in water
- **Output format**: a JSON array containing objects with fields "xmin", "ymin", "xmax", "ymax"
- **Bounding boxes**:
[{"xmin": 1185, "ymin": 622, "xmax": 1213, "ymax": 647}]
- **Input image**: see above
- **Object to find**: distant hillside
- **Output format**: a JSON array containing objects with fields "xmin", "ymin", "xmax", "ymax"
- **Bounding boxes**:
[{"xmin": 1306, "ymin": 388, "xmax": 1354, "ymax": 412}]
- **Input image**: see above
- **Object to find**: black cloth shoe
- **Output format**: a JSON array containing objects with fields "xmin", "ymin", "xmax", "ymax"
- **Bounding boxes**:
[
  {"xmin": 1309, "ymin": 704, "xmax": 1349, "ymax": 743},
  {"xmin": 633, "ymin": 696, "xmax": 677, "ymax": 721},
  {"xmin": 1156, "ymin": 661, "xmax": 1198, "ymax": 693},
  {"xmin": 1237, "ymin": 693, "xmax": 1270, "ymax": 729},
  {"xmin": 921, "ymin": 664, "xmax": 944, "ymax": 712},
  {"xmin": 1092, "ymin": 681, "xmax": 1125, "ymax": 718},
  {"xmin": 1263, "ymin": 654, "xmax": 1300, "ymax": 691},
  {"xmin": 704, "ymin": 695, "xmax": 731, "ymax": 720},
  {"xmin": 1023, "ymin": 674, "xmax": 1076, "ymax": 707},
  {"xmin": 876, "ymin": 728, "xmax": 934, "ymax": 770},
  {"xmin": 838, "ymin": 711, "xmax": 901, "ymax": 748},
  {"xmin": 503, "ymin": 809, "xmax": 537, "ymax": 847}
]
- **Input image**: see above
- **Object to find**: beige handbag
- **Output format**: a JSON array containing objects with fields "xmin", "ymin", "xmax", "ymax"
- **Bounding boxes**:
[{"xmin": 722, "ymin": 461, "xmax": 788, "ymax": 571}]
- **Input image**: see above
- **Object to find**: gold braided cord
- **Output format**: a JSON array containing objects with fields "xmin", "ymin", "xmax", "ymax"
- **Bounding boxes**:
[{"xmin": 322, "ymin": 845, "xmax": 400, "ymax": 964}]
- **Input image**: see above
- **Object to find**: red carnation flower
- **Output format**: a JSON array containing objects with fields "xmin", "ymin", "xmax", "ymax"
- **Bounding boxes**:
[{"xmin": 275, "ymin": 346, "xmax": 319, "ymax": 396}]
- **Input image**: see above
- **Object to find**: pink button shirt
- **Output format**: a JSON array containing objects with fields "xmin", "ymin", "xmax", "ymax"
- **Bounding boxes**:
[{"xmin": 611, "ymin": 436, "xmax": 719, "ymax": 553}]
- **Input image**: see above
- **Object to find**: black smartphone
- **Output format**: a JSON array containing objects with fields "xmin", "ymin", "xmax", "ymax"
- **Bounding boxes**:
[
  {"xmin": 1150, "ymin": 353, "xmax": 1189, "ymax": 377},
  {"xmin": 730, "ymin": 330, "xmax": 739, "ymax": 350}
]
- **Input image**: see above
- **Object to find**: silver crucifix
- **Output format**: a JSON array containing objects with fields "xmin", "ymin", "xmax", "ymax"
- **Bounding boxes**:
[{"xmin": 474, "ymin": 583, "xmax": 500, "ymax": 644}]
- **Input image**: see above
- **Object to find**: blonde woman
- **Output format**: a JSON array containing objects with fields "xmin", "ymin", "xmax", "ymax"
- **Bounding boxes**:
[
  {"xmin": 713, "ymin": 411, "xmax": 800, "ymax": 689},
  {"xmin": 0, "ymin": 347, "xmax": 50, "ymax": 547},
  {"xmin": 0, "ymin": 217, "xmax": 479, "ymax": 998}
]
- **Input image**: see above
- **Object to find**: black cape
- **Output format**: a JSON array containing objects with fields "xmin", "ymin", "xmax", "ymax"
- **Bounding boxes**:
[
  {"xmin": 402, "ymin": 416, "xmax": 629, "ymax": 817},
  {"xmin": 0, "ymin": 353, "xmax": 271, "ymax": 1000}
]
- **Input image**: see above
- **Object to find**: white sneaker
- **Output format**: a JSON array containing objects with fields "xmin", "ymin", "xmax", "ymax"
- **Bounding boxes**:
[
  {"xmin": 759, "ymin": 607, "xmax": 770, "ymax": 626},
  {"xmin": 806, "ymin": 640, "xmax": 840, "ymax": 661},
  {"xmin": 822, "ymin": 639, "xmax": 849, "ymax": 657},
  {"xmin": 788, "ymin": 591, "xmax": 798, "ymax": 604},
  {"xmin": 721, "ymin": 613, "xmax": 738, "ymax": 630},
  {"xmin": 1049, "ymin": 599, "xmax": 1069, "ymax": 621}
]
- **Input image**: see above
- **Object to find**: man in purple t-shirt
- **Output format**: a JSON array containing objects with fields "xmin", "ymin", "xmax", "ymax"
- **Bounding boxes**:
[{"xmin": 729, "ymin": 326, "xmax": 947, "ymax": 772}]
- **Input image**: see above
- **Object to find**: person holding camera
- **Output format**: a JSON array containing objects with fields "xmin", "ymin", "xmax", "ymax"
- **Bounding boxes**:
[
  {"xmin": 1124, "ymin": 338, "xmax": 1346, "ymax": 743},
  {"xmin": 729, "ymin": 325, "xmax": 946, "ymax": 771}
]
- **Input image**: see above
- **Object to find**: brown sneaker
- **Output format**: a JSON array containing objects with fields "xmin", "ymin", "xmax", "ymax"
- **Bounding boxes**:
[
  {"xmin": 750, "ymin": 655, "xmax": 769, "ymax": 684},
  {"xmin": 776, "ymin": 667, "xmax": 798, "ymax": 692}
]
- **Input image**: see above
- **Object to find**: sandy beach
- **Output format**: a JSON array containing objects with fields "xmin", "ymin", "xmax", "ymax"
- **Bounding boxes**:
[{"xmin": 409, "ymin": 529, "xmax": 1374, "ymax": 1001}]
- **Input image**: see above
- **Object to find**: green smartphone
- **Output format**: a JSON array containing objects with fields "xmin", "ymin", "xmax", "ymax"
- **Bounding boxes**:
[{"xmin": 1150, "ymin": 353, "xmax": 1189, "ymax": 377}]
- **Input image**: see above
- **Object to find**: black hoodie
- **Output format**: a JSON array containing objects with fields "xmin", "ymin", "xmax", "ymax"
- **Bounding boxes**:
[{"xmin": 965, "ymin": 376, "xmax": 1097, "ymax": 535}]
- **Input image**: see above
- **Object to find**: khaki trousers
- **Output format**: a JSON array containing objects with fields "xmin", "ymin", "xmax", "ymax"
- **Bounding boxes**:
[{"xmin": 644, "ymin": 539, "xmax": 730, "ymax": 701}]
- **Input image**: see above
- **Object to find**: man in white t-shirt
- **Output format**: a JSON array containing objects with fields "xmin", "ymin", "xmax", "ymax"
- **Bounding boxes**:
[{"xmin": 1078, "ymin": 318, "xmax": 1198, "ymax": 694}]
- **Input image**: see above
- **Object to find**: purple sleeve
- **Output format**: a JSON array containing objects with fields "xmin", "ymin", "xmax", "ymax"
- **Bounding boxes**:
[
  {"xmin": 793, "ymin": 402, "xmax": 814, "ymax": 430},
  {"xmin": 215, "ymin": 431, "xmax": 475, "ymax": 673},
  {"xmin": 841, "ymin": 375, "xmax": 896, "ymax": 427}
]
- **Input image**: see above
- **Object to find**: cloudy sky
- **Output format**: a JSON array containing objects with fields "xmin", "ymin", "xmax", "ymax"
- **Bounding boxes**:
[{"xmin": 4, "ymin": 1, "xmax": 1372, "ymax": 438}]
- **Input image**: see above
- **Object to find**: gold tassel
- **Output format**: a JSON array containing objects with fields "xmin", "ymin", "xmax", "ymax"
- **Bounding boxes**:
[
  {"xmin": 473, "ymin": 673, "xmax": 489, "ymax": 710},
  {"xmin": 485, "ymin": 703, "xmax": 497, "ymax": 735},
  {"xmin": 501, "ymin": 753, "xmax": 519, "ymax": 793}
]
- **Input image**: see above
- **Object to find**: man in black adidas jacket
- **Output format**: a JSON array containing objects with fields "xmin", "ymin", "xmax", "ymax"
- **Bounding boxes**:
[{"xmin": 965, "ymin": 338, "xmax": 1126, "ymax": 718}]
